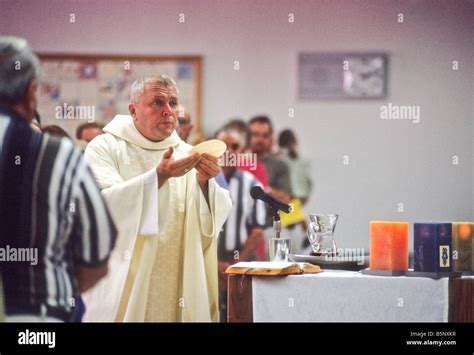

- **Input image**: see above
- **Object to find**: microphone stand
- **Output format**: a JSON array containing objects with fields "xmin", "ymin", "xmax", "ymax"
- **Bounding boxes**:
[{"xmin": 269, "ymin": 204, "xmax": 281, "ymax": 239}]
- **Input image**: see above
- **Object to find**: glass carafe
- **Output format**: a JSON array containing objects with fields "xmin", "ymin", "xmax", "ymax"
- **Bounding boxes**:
[{"xmin": 307, "ymin": 214, "xmax": 339, "ymax": 256}]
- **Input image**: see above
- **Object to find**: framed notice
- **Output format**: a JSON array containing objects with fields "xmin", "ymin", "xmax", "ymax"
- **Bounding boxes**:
[
  {"xmin": 298, "ymin": 52, "xmax": 388, "ymax": 100},
  {"xmin": 37, "ymin": 53, "xmax": 202, "ymax": 138}
]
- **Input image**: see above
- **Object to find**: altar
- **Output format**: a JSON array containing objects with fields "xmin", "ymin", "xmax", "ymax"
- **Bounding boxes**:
[{"xmin": 227, "ymin": 271, "xmax": 474, "ymax": 322}]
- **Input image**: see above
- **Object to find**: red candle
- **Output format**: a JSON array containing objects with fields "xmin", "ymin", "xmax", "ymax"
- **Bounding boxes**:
[{"xmin": 370, "ymin": 221, "xmax": 409, "ymax": 271}]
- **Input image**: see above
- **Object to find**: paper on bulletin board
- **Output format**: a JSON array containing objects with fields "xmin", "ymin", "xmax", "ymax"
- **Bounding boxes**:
[
  {"xmin": 41, "ymin": 61, "xmax": 62, "ymax": 81},
  {"xmin": 60, "ymin": 82, "xmax": 79, "ymax": 102},
  {"xmin": 62, "ymin": 61, "xmax": 80, "ymax": 80},
  {"xmin": 98, "ymin": 61, "xmax": 122, "ymax": 78},
  {"xmin": 38, "ymin": 54, "xmax": 201, "ymax": 139},
  {"xmin": 177, "ymin": 81, "xmax": 195, "ymax": 113},
  {"xmin": 78, "ymin": 80, "xmax": 98, "ymax": 101},
  {"xmin": 154, "ymin": 62, "xmax": 177, "ymax": 78}
]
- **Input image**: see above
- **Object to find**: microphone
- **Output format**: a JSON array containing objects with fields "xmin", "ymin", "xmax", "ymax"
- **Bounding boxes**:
[{"xmin": 250, "ymin": 186, "xmax": 292, "ymax": 214}]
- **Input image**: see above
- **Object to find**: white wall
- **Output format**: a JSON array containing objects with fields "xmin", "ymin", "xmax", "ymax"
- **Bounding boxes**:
[{"xmin": 1, "ymin": 0, "xmax": 472, "ymax": 250}]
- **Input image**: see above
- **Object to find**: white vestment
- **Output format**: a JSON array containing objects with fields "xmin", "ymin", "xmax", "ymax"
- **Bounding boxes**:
[{"xmin": 82, "ymin": 115, "xmax": 232, "ymax": 322}]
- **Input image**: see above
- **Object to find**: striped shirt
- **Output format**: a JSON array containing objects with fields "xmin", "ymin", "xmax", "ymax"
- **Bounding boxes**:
[
  {"xmin": 0, "ymin": 107, "xmax": 117, "ymax": 317},
  {"xmin": 218, "ymin": 170, "xmax": 267, "ymax": 262}
]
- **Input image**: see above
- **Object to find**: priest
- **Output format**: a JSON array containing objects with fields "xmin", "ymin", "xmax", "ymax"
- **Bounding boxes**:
[{"xmin": 82, "ymin": 75, "xmax": 232, "ymax": 322}]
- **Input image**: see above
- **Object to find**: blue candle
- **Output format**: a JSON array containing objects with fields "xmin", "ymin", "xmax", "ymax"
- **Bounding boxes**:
[{"xmin": 414, "ymin": 222, "xmax": 452, "ymax": 272}]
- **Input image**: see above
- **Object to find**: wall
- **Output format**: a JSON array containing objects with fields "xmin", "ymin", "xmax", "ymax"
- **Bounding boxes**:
[{"xmin": 1, "ymin": 0, "xmax": 472, "ymax": 250}]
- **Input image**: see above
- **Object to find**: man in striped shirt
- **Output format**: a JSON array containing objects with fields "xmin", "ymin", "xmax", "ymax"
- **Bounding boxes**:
[
  {"xmin": 216, "ymin": 128, "xmax": 267, "ymax": 321},
  {"xmin": 0, "ymin": 36, "xmax": 117, "ymax": 322}
]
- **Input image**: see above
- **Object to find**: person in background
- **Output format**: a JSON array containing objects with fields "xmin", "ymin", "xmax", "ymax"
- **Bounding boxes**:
[
  {"xmin": 30, "ymin": 111, "xmax": 41, "ymax": 133},
  {"xmin": 248, "ymin": 115, "xmax": 292, "ymax": 203},
  {"xmin": 222, "ymin": 119, "xmax": 250, "ymax": 149},
  {"xmin": 39, "ymin": 123, "xmax": 88, "ymax": 320},
  {"xmin": 216, "ymin": 127, "xmax": 266, "ymax": 322},
  {"xmin": 75, "ymin": 122, "xmax": 104, "ymax": 151},
  {"xmin": 247, "ymin": 115, "xmax": 294, "ymax": 257},
  {"xmin": 76, "ymin": 122, "xmax": 104, "ymax": 143},
  {"xmin": 0, "ymin": 278, "xmax": 4, "ymax": 322},
  {"xmin": 222, "ymin": 118, "xmax": 270, "ymax": 260},
  {"xmin": 0, "ymin": 36, "xmax": 117, "ymax": 322},
  {"xmin": 278, "ymin": 129, "xmax": 312, "ymax": 205},
  {"xmin": 278, "ymin": 129, "xmax": 313, "ymax": 251},
  {"xmin": 41, "ymin": 124, "xmax": 71, "ymax": 138},
  {"xmin": 41, "ymin": 125, "xmax": 85, "ymax": 323},
  {"xmin": 223, "ymin": 118, "xmax": 269, "ymax": 189},
  {"xmin": 176, "ymin": 106, "xmax": 194, "ymax": 142}
]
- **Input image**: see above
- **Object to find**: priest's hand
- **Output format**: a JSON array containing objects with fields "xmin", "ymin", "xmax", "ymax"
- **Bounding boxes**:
[
  {"xmin": 196, "ymin": 153, "xmax": 221, "ymax": 204},
  {"xmin": 156, "ymin": 147, "xmax": 201, "ymax": 188},
  {"xmin": 195, "ymin": 153, "xmax": 221, "ymax": 185}
]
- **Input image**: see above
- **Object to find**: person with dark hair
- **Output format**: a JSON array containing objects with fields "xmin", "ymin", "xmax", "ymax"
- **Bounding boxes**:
[
  {"xmin": 223, "ymin": 118, "xmax": 251, "ymax": 149},
  {"xmin": 224, "ymin": 118, "xmax": 269, "ymax": 187},
  {"xmin": 76, "ymin": 122, "xmax": 104, "ymax": 143},
  {"xmin": 278, "ymin": 129, "xmax": 297, "ymax": 158},
  {"xmin": 248, "ymin": 115, "xmax": 292, "ymax": 202},
  {"xmin": 278, "ymin": 129, "xmax": 313, "ymax": 204},
  {"xmin": 247, "ymin": 115, "xmax": 294, "ymax": 258},
  {"xmin": 30, "ymin": 111, "xmax": 41, "ymax": 133},
  {"xmin": 215, "ymin": 127, "xmax": 267, "ymax": 321},
  {"xmin": 176, "ymin": 106, "xmax": 194, "ymax": 142},
  {"xmin": 248, "ymin": 115, "xmax": 273, "ymax": 129},
  {"xmin": 278, "ymin": 129, "xmax": 313, "ymax": 251},
  {"xmin": 41, "ymin": 124, "xmax": 71, "ymax": 139},
  {"xmin": 0, "ymin": 36, "xmax": 117, "ymax": 322},
  {"xmin": 223, "ymin": 118, "xmax": 270, "ymax": 260}
]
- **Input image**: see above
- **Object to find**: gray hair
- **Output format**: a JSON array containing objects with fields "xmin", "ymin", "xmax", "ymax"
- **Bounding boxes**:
[
  {"xmin": 216, "ymin": 127, "xmax": 246, "ymax": 149},
  {"xmin": 0, "ymin": 36, "xmax": 41, "ymax": 105},
  {"xmin": 130, "ymin": 74, "xmax": 178, "ymax": 103}
]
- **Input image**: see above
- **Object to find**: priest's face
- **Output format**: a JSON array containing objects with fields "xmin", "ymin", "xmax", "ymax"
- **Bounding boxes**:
[{"xmin": 129, "ymin": 84, "xmax": 179, "ymax": 141}]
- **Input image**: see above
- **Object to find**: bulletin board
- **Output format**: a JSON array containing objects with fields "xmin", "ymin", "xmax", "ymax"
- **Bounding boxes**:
[
  {"xmin": 298, "ymin": 52, "xmax": 388, "ymax": 100},
  {"xmin": 37, "ymin": 54, "xmax": 202, "ymax": 138}
]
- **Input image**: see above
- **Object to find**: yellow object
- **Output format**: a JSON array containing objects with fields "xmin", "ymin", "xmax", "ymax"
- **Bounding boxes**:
[{"xmin": 280, "ymin": 198, "xmax": 306, "ymax": 227}]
